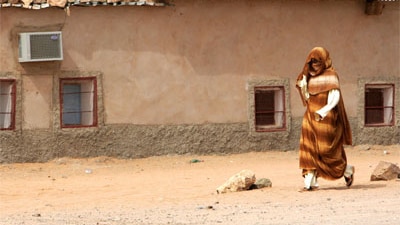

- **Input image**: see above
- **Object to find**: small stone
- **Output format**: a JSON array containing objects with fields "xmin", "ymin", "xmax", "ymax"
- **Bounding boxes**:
[
  {"xmin": 252, "ymin": 178, "xmax": 272, "ymax": 189},
  {"xmin": 357, "ymin": 145, "xmax": 370, "ymax": 151},
  {"xmin": 54, "ymin": 158, "xmax": 67, "ymax": 165},
  {"xmin": 190, "ymin": 159, "xmax": 203, "ymax": 163}
]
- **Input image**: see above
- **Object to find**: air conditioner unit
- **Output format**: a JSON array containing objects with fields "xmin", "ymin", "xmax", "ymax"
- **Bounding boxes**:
[{"xmin": 19, "ymin": 31, "xmax": 63, "ymax": 62}]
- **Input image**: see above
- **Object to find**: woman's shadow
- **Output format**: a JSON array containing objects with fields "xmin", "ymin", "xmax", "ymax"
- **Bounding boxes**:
[{"xmin": 320, "ymin": 183, "xmax": 387, "ymax": 191}]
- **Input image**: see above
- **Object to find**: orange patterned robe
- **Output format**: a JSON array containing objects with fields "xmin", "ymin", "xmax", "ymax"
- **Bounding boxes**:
[{"xmin": 296, "ymin": 47, "xmax": 352, "ymax": 180}]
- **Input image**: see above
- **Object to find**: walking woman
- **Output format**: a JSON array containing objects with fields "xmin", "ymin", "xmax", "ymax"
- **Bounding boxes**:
[{"xmin": 296, "ymin": 47, "xmax": 354, "ymax": 191}]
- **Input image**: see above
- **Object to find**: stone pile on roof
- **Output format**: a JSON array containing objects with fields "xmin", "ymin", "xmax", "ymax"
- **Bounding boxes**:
[{"xmin": 0, "ymin": 0, "xmax": 166, "ymax": 9}]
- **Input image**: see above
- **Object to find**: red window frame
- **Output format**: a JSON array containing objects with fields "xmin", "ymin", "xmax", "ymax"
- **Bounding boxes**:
[
  {"xmin": 254, "ymin": 86, "xmax": 286, "ymax": 132},
  {"xmin": 0, "ymin": 79, "xmax": 16, "ymax": 131}
]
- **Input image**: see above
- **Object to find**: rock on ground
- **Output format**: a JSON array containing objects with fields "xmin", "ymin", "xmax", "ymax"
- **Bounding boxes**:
[
  {"xmin": 370, "ymin": 161, "xmax": 400, "ymax": 181},
  {"xmin": 216, "ymin": 169, "xmax": 256, "ymax": 194}
]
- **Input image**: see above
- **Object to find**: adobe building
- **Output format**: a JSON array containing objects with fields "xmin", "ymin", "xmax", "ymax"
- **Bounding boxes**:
[{"xmin": 0, "ymin": 0, "xmax": 399, "ymax": 163}]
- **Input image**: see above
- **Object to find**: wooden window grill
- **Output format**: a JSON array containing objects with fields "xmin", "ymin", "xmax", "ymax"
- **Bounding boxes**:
[
  {"xmin": 365, "ymin": 84, "xmax": 394, "ymax": 126},
  {"xmin": 254, "ymin": 86, "xmax": 285, "ymax": 132}
]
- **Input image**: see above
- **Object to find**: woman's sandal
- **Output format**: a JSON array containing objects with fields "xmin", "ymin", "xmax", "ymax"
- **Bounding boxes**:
[
  {"xmin": 345, "ymin": 166, "xmax": 355, "ymax": 187},
  {"xmin": 345, "ymin": 174, "xmax": 354, "ymax": 187}
]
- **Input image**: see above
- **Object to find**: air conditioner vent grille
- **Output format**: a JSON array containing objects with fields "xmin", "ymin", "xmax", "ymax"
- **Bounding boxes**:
[{"xmin": 30, "ymin": 33, "xmax": 62, "ymax": 59}]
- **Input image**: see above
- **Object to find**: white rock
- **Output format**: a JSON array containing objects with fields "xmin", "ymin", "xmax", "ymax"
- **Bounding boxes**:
[{"xmin": 216, "ymin": 169, "xmax": 256, "ymax": 194}]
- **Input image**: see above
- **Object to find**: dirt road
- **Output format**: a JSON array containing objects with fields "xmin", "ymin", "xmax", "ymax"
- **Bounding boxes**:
[{"xmin": 0, "ymin": 145, "xmax": 399, "ymax": 225}]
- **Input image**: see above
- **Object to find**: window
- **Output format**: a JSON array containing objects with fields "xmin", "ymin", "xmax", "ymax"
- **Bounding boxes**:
[
  {"xmin": 254, "ymin": 86, "xmax": 285, "ymax": 131},
  {"xmin": 0, "ymin": 79, "xmax": 16, "ymax": 130},
  {"xmin": 365, "ymin": 84, "xmax": 394, "ymax": 126},
  {"xmin": 60, "ymin": 77, "xmax": 97, "ymax": 128}
]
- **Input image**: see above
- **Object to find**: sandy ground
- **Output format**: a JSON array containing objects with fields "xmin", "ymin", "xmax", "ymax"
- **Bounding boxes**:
[{"xmin": 0, "ymin": 145, "xmax": 399, "ymax": 225}]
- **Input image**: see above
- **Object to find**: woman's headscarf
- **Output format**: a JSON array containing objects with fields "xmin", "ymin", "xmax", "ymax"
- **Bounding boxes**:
[
  {"xmin": 302, "ymin": 47, "xmax": 333, "ymax": 77},
  {"xmin": 296, "ymin": 47, "xmax": 334, "ymax": 105}
]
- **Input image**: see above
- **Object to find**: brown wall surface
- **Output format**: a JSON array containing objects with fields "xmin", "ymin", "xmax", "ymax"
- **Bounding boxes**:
[{"xmin": 0, "ymin": 0, "xmax": 399, "ymax": 162}]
